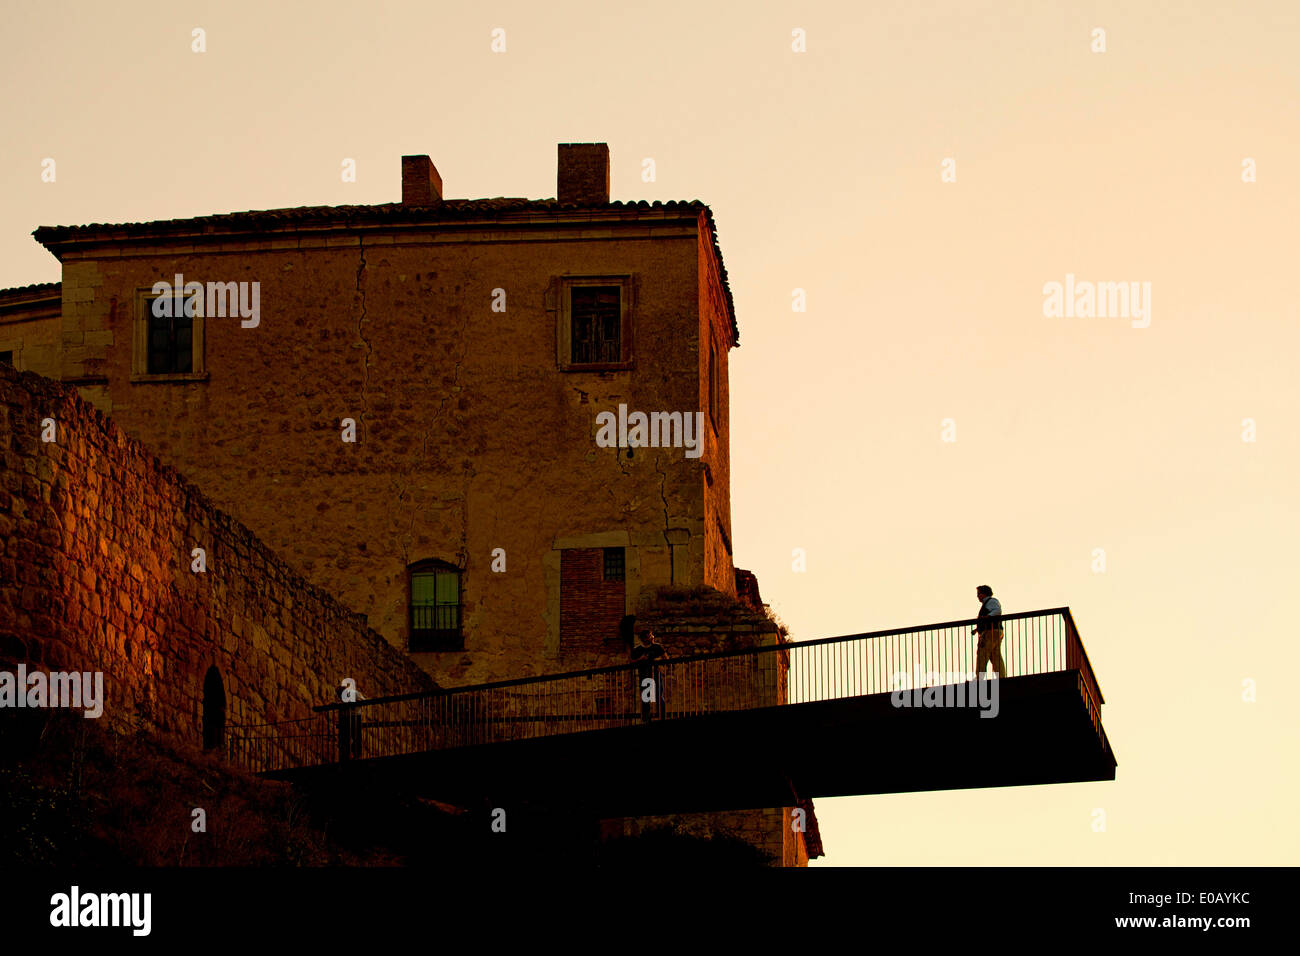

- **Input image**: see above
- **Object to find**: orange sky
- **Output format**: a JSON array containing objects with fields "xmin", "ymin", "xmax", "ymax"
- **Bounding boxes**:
[{"xmin": 3, "ymin": 0, "xmax": 1296, "ymax": 865}]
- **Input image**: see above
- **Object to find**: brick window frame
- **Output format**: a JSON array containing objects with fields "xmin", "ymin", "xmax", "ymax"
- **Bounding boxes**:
[
  {"xmin": 556, "ymin": 275, "xmax": 635, "ymax": 372},
  {"xmin": 132, "ymin": 288, "xmax": 207, "ymax": 383}
]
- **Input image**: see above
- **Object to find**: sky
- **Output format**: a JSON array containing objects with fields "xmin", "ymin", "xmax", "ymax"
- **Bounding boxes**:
[{"xmin": 2, "ymin": 0, "xmax": 1297, "ymax": 866}]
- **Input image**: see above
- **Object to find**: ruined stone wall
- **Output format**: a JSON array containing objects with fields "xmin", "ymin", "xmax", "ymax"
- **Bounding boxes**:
[
  {"xmin": 612, "ymin": 806, "xmax": 809, "ymax": 867},
  {"xmin": 614, "ymin": 589, "xmax": 813, "ymax": 866},
  {"xmin": 0, "ymin": 363, "xmax": 434, "ymax": 754},
  {"xmin": 49, "ymin": 221, "xmax": 713, "ymax": 687}
]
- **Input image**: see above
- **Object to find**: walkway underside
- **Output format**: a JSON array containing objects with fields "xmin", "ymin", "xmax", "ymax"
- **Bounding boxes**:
[{"xmin": 271, "ymin": 671, "xmax": 1115, "ymax": 816}]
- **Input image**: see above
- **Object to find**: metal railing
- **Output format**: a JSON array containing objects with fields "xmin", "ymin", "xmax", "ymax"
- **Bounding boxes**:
[
  {"xmin": 225, "ymin": 713, "xmax": 335, "ymax": 775},
  {"xmin": 226, "ymin": 606, "xmax": 1108, "ymax": 774}
]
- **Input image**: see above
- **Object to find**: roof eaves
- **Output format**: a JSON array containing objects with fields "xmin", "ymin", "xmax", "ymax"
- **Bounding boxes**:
[
  {"xmin": 0, "ymin": 280, "xmax": 61, "ymax": 301},
  {"xmin": 31, "ymin": 198, "xmax": 739, "ymax": 343}
]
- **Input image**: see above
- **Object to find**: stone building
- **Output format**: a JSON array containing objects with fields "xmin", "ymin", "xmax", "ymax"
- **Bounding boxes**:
[{"xmin": 2, "ymin": 144, "xmax": 822, "ymax": 863}]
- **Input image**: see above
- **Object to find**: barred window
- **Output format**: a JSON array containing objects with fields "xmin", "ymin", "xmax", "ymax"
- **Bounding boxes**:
[
  {"xmin": 603, "ymin": 546, "xmax": 625, "ymax": 582},
  {"xmin": 570, "ymin": 286, "xmax": 622, "ymax": 364},
  {"xmin": 410, "ymin": 560, "xmax": 462, "ymax": 651}
]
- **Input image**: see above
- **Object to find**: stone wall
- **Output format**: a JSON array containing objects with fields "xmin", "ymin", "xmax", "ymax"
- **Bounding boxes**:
[
  {"xmin": 42, "ymin": 215, "xmax": 719, "ymax": 689},
  {"xmin": 698, "ymin": 214, "xmax": 736, "ymax": 598},
  {"xmin": 611, "ymin": 806, "xmax": 811, "ymax": 867},
  {"xmin": 0, "ymin": 283, "xmax": 62, "ymax": 381},
  {"xmin": 608, "ymin": 587, "xmax": 816, "ymax": 866},
  {"xmin": 0, "ymin": 363, "xmax": 435, "ymax": 754}
]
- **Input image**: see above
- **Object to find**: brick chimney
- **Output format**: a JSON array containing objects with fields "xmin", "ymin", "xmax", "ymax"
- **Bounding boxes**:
[
  {"xmin": 557, "ymin": 143, "xmax": 610, "ymax": 204},
  {"xmin": 401, "ymin": 155, "xmax": 443, "ymax": 206}
]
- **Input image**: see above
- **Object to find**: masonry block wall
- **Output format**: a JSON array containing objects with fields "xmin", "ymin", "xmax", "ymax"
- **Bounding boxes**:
[
  {"xmin": 0, "ymin": 284, "xmax": 62, "ymax": 380},
  {"xmin": 558, "ymin": 547, "xmax": 626, "ymax": 658},
  {"xmin": 613, "ymin": 806, "xmax": 811, "ymax": 867},
  {"xmin": 0, "ymin": 363, "xmax": 435, "ymax": 752},
  {"xmin": 557, "ymin": 144, "xmax": 610, "ymax": 204},
  {"xmin": 698, "ymin": 215, "xmax": 736, "ymax": 599},
  {"xmin": 601, "ymin": 590, "xmax": 815, "ymax": 866},
  {"xmin": 34, "ymin": 211, "xmax": 727, "ymax": 690},
  {"xmin": 4, "ymin": 156, "xmax": 821, "ymax": 861}
]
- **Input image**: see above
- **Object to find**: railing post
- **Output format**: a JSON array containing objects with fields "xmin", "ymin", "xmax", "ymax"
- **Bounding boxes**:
[
  {"xmin": 636, "ymin": 660, "xmax": 655, "ymax": 724},
  {"xmin": 337, "ymin": 704, "xmax": 352, "ymax": 763},
  {"xmin": 654, "ymin": 660, "xmax": 665, "ymax": 721},
  {"xmin": 1063, "ymin": 608, "xmax": 1104, "ymax": 713}
]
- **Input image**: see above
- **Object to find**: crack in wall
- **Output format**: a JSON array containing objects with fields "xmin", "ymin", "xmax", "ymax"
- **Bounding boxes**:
[
  {"xmin": 400, "ymin": 262, "xmax": 478, "ymax": 567},
  {"xmin": 390, "ymin": 475, "xmax": 411, "ymax": 569},
  {"xmin": 399, "ymin": 428, "xmax": 433, "ymax": 565},
  {"xmin": 653, "ymin": 452, "xmax": 674, "ymax": 583},
  {"xmin": 457, "ymin": 463, "xmax": 472, "ymax": 569},
  {"xmin": 354, "ymin": 236, "xmax": 372, "ymax": 444},
  {"xmin": 602, "ymin": 416, "xmax": 635, "ymax": 518}
]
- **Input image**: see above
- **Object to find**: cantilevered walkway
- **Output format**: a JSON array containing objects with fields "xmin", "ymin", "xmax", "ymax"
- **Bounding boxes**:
[{"xmin": 226, "ymin": 607, "xmax": 1115, "ymax": 815}]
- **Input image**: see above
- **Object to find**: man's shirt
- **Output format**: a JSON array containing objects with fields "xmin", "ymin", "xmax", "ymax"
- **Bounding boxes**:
[
  {"xmin": 631, "ymin": 643, "xmax": 665, "ymax": 664},
  {"xmin": 977, "ymin": 597, "xmax": 1003, "ymax": 632}
]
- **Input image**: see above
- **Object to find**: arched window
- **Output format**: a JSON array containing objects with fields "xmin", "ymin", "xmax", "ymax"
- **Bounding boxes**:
[
  {"xmin": 409, "ymin": 559, "xmax": 462, "ymax": 652},
  {"xmin": 202, "ymin": 666, "xmax": 226, "ymax": 752}
]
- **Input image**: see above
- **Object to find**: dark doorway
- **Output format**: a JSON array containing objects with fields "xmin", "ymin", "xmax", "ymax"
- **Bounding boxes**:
[{"xmin": 202, "ymin": 666, "xmax": 226, "ymax": 752}]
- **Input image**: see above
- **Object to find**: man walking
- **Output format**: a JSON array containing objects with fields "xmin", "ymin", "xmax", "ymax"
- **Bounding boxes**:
[{"xmin": 971, "ymin": 585, "xmax": 1005, "ymax": 679}]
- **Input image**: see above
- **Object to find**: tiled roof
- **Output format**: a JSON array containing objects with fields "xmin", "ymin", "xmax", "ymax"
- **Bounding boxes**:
[
  {"xmin": 0, "ymin": 281, "xmax": 61, "ymax": 299},
  {"xmin": 32, "ymin": 200, "xmax": 740, "ymax": 343},
  {"xmin": 33, "ymin": 198, "xmax": 701, "ymax": 238}
]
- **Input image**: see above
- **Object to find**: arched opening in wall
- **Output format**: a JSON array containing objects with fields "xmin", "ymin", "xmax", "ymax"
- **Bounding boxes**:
[{"xmin": 202, "ymin": 667, "xmax": 226, "ymax": 752}]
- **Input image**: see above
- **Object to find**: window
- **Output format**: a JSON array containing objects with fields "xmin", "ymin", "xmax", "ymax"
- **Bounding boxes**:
[
  {"xmin": 202, "ymin": 666, "xmax": 226, "ymax": 752},
  {"xmin": 409, "ymin": 560, "xmax": 462, "ymax": 651},
  {"xmin": 603, "ymin": 546, "xmax": 625, "ymax": 582},
  {"xmin": 0, "ymin": 351, "xmax": 12, "ymax": 366},
  {"xmin": 132, "ymin": 290, "xmax": 206, "ymax": 381},
  {"xmin": 571, "ymin": 286, "xmax": 621, "ymax": 364},
  {"xmin": 147, "ymin": 297, "xmax": 193, "ymax": 374},
  {"xmin": 556, "ymin": 275, "xmax": 633, "ymax": 370}
]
